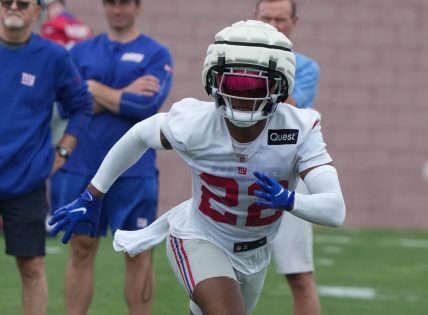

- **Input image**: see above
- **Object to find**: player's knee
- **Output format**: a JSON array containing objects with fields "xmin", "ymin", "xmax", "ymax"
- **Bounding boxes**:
[
  {"xmin": 16, "ymin": 257, "xmax": 45, "ymax": 281},
  {"xmin": 286, "ymin": 272, "xmax": 315, "ymax": 292}
]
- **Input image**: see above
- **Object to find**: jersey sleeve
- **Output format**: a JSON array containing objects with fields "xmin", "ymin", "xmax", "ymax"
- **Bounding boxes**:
[
  {"xmin": 119, "ymin": 46, "xmax": 173, "ymax": 120},
  {"xmin": 295, "ymin": 111, "xmax": 332, "ymax": 172},
  {"xmin": 161, "ymin": 98, "xmax": 202, "ymax": 152},
  {"xmin": 54, "ymin": 49, "xmax": 92, "ymax": 139}
]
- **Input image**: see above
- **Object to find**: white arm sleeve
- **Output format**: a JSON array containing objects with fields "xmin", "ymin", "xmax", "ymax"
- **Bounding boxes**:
[
  {"xmin": 91, "ymin": 113, "xmax": 166, "ymax": 193},
  {"xmin": 291, "ymin": 164, "xmax": 346, "ymax": 227}
]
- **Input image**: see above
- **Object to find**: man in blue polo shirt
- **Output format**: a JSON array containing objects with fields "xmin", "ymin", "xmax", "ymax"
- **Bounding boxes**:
[
  {"xmin": 0, "ymin": 1, "xmax": 91, "ymax": 314},
  {"xmin": 50, "ymin": 0, "xmax": 173, "ymax": 314}
]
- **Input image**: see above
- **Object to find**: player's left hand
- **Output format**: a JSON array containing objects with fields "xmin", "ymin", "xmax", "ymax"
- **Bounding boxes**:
[
  {"xmin": 48, "ymin": 189, "xmax": 102, "ymax": 244},
  {"xmin": 254, "ymin": 171, "xmax": 295, "ymax": 211}
]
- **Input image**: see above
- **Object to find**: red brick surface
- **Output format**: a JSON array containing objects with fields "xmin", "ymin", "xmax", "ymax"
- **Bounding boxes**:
[{"xmin": 65, "ymin": 0, "xmax": 428, "ymax": 228}]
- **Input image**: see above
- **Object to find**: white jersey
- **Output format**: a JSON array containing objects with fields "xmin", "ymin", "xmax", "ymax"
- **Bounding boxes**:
[{"xmin": 160, "ymin": 98, "xmax": 332, "ymax": 273}]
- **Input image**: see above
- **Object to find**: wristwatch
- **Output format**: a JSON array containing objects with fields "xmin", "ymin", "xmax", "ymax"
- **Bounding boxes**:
[{"xmin": 56, "ymin": 146, "xmax": 70, "ymax": 160}]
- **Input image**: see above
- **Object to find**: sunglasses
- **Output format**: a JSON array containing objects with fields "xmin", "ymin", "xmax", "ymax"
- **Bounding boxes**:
[{"xmin": 0, "ymin": 0, "xmax": 33, "ymax": 10}]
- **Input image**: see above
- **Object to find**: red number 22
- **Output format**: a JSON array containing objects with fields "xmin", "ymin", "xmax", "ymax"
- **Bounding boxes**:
[{"xmin": 199, "ymin": 173, "xmax": 285, "ymax": 227}]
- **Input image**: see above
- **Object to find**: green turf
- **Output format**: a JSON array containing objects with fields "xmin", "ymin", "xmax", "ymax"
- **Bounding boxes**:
[{"xmin": 1, "ymin": 227, "xmax": 427, "ymax": 315}]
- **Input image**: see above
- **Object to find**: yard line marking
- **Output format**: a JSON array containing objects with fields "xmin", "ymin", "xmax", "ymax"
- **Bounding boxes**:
[
  {"xmin": 397, "ymin": 239, "xmax": 428, "ymax": 249},
  {"xmin": 315, "ymin": 235, "xmax": 352, "ymax": 244},
  {"xmin": 316, "ymin": 234, "xmax": 428, "ymax": 249},
  {"xmin": 316, "ymin": 258, "xmax": 335, "ymax": 266},
  {"xmin": 379, "ymin": 238, "xmax": 428, "ymax": 249},
  {"xmin": 46, "ymin": 246, "xmax": 62, "ymax": 254},
  {"xmin": 322, "ymin": 245, "xmax": 343, "ymax": 254},
  {"xmin": 318, "ymin": 286, "xmax": 376, "ymax": 299}
]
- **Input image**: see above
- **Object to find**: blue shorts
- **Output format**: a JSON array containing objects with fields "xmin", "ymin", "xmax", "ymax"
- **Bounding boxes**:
[{"xmin": 50, "ymin": 170, "xmax": 158, "ymax": 236}]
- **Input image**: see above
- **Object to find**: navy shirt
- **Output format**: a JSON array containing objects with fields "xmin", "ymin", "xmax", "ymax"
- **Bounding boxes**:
[
  {"xmin": 63, "ymin": 33, "xmax": 173, "ymax": 178},
  {"xmin": 0, "ymin": 34, "xmax": 91, "ymax": 198}
]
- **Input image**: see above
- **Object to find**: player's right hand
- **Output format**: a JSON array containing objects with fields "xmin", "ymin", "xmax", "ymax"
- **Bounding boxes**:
[{"xmin": 48, "ymin": 189, "xmax": 102, "ymax": 244}]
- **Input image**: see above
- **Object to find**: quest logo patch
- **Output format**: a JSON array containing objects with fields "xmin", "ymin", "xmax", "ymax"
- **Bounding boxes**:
[{"xmin": 268, "ymin": 129, "xmax": 299, "ymax": 145}]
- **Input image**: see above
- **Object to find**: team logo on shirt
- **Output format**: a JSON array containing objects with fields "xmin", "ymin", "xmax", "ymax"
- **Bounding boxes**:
[
  {"xmin": 237, "ymin": 166, "xmax": 247, "ymax": 175},
  {"xmin": 21, "ymin": 72, "xmax": 36, "ymax": 87},
  {"xmin": 268, "ymin": 129, "xmax": 299, "ymax": 145},
  {"xmin": 121, "ymin": 52, "xmax": 144, "ymax": 63}
]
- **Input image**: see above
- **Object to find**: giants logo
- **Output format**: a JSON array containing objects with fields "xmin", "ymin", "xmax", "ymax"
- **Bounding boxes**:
[
  {"xmin": 268, "ymin": 129, "xmax": 299, "ymax": 145},
  {"xmin": 237, "ymin": 167, "xmax": 247, "ymax": 175}
]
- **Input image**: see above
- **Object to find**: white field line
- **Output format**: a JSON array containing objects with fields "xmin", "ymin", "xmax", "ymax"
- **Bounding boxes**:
[
  {"xmin": 321, "ymin": 245, "xmax": 344, "ymax": 254},
  {"xmin": 318, "ymin": 286, "xmax": 423, "ymax": 302},
  {"xmin": 315, "ymin": 234, "xmax": 428, "ymax": 249},
  {"xmin": 265, "ymin": 284, "xmax": 422, "ymax": 302},
  {"xmin": 314, "ymin": 235, "xmax": 352, "ymax": 244},
  {"xmin": 397, "ymin": 239, "xmax": 428, "ymax": 248},
  {"xmin": 314, "ymin": 234, "xmax": 428, "ymax": 270},
  {"xmin": 264, "ymin": 284, "xmax": 377, "ymax": 300},
  {"xmin": 304, "ymin": 233, "xmax": 426, "ymax": 303},
  {"xmin": 315, "ymin": 258, "xmax": 335, "ymax": 266},
  {"xmin": 46, "ymin": 246, "xmax": 63, "ymax": 254},
  {"xmin": 318, "ymin": 286, "xmax": 376, "ymax": 299}
]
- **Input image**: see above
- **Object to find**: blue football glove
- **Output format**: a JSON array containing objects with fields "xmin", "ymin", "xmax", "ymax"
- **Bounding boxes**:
[
  {"xmin": 254, "ymin": 171, "xmax": 295, "ymax": 211},
  {"xmin": 48, "ymin": 189, "xmax": 102, "ymax": 244}
]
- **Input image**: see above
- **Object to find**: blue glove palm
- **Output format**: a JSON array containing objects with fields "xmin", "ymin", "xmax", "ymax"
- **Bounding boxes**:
[
  {"xmin": 48, "ymin": 189, "xmax": 102, "ymax": 244},
  {"xmin": 254, "ymin": 171, "xmax": 295, "ymax": 211}
]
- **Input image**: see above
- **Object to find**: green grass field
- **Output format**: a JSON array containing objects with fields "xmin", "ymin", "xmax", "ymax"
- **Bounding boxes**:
[{"xmin": 1, "ymin": 227, "xmax": 428, "ymax": 315}]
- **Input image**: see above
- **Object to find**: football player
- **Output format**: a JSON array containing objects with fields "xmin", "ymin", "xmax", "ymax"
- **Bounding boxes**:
[{"xmin": 50, "ymin": 20, "xmax": 346, "ymax": 315}]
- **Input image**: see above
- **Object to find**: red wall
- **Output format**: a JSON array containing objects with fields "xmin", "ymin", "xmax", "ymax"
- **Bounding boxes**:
[{"xmin": 66, "ymin": 0, "xmax": 428, "ymax": 228}]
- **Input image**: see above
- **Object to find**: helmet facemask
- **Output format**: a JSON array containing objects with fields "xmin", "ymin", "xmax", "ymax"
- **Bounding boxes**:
[{"xmin": 207, "ymin": 61, "xmax": 289, "ymax": 128}]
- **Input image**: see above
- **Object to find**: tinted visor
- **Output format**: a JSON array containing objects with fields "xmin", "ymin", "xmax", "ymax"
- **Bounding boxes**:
[{"xmin": 216, "ymin": 72, "xmax": 275, "ymax": 98}]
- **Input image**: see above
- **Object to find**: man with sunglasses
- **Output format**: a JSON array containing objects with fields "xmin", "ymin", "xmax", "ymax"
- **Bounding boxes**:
[
  {"xmin": 49, "ymin": 0, "xmax": 173, "ymax": 314},
  {"xmin": 0, "ymin": 1, "xmax": 91, "ymax": 315},
  {"xmin": 50, "ymin": 20, "xmax": 345, "ymax": 315}
]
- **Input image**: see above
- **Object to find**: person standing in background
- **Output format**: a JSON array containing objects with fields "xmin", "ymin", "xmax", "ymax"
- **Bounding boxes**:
[
  {"xmin": 0, "ymin": 1, "xmax": 91, "ymax": 314},
  {"xmin": 50, "ymin": 0, "xmax": 173, "ymax": 314},
  {"xmin": 40, "ymin": 0, "xmax": 91, "ymax": 49},
  {"xmin": 255, "ymin": 1, "xmax": 322, "ymax": 315},
  {"xmin": 39, "ymin": 0, "xmax": 93, "ymax": 233},
  {"xmin": 40, "ymin": 0, "xmax": 92, "ymax": 145}
]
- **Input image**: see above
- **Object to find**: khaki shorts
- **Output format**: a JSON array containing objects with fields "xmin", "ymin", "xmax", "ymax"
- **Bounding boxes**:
[
  {"xmin": 271, "ymin": 179, "xmax": 314, "ymax": 274},
  {"xmin": 166, "ymin": 235, "xmax": 267, "ymax": 315}
]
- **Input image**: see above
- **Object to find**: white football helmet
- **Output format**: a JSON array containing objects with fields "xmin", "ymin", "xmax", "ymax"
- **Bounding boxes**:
[{"xmin": 202, "ymin": 20, "xmax": 296, "ymax": 127}]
